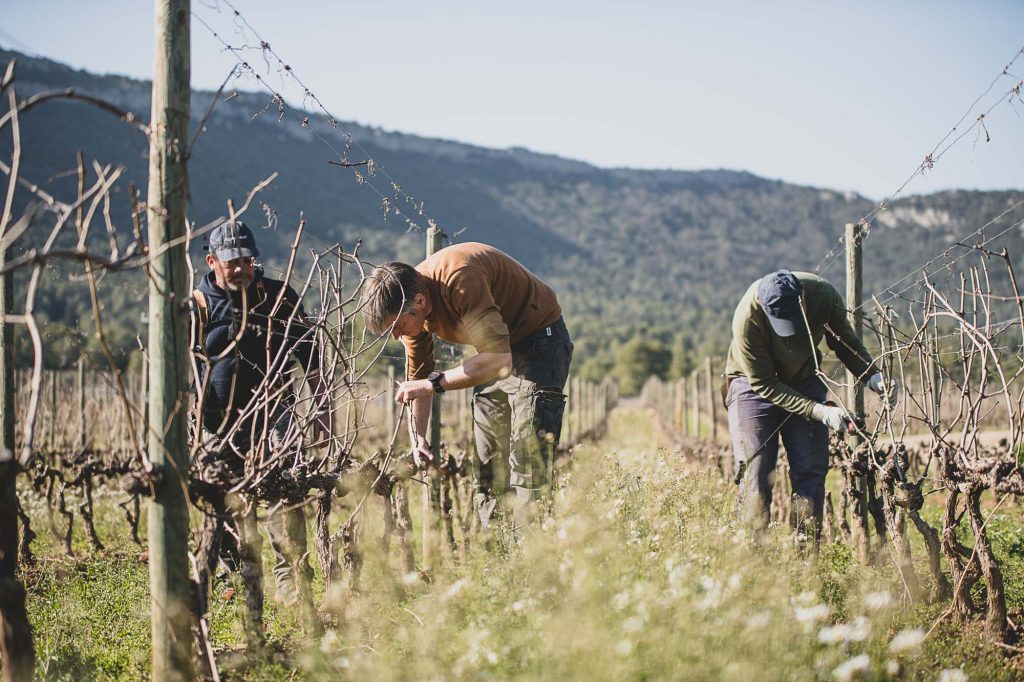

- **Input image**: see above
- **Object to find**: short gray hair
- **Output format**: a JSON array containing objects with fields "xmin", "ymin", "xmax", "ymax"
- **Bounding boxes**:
[{"xmin": 359, "ymin": 262, "xmax": 426, "ymax": 334}]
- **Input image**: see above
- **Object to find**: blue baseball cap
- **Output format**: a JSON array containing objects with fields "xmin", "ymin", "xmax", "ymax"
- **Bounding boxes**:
[
  {"xmin": 207, "ymin": 220, "xmax": 260, "ymax": 260},
  {"xmin": 757, "ymin": 270, "xmax": 804, "ymax": 337}
]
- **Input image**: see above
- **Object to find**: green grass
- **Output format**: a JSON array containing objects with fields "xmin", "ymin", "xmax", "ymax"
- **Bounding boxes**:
[{"xmin": 20, "ymin": 408, "xmax": 1024, "ymax": 680}]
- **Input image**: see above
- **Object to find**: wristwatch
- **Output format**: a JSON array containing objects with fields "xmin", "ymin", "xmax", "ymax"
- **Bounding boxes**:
[{"xmin": 427, "ymin": 371, "xmax": 446, "ymax": 395}]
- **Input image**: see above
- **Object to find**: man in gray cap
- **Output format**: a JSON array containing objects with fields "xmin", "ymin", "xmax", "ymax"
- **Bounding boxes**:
[
  {"xmin": 190, "ymin": 220, "xmax": 328, "ymax": 647},
  {"xmin": 723, "ymin": 270, "xmax": 898, "ymax": 536}
]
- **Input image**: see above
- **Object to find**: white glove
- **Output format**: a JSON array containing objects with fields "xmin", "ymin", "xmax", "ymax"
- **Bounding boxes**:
[
  {"xmin": 811, "ymin": 403, "xmax": 853, "ymax": 433},
  {"xmin": 866, "ymin": 373, "xmax": 900, "ymax": 408}
]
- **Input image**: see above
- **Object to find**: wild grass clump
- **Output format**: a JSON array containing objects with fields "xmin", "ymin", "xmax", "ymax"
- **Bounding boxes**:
[
  {"xmin": 21, "ymin": 408, "xmax": 1023, "ymax": 680},
  {"xmin": 304, "ymin": 410, "xmax": 1019, "ymax": 681}
]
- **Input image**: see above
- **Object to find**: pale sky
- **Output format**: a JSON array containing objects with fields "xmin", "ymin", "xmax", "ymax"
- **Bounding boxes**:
[{"xmin": 1, "ymin": 0, "xmax": 1022, "ymax": 199}]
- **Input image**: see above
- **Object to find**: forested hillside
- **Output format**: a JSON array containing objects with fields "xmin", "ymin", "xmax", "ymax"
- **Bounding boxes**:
[{"xmin": 3, "ymin": 47, "xmax": 1023, "ymax": 381}]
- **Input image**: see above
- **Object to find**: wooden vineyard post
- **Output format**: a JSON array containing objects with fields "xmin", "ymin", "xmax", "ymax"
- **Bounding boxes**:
[
  {"xmin": 77, "ymin": 358, "xmax": 87, "ymax": 450},
  {"xmin": 588, "ymin": 381, "xmax": 596, "ymax": 436},
  {"xmin": 845, "ymin": 222, "xmax": 865, "ymax": 418},
  {"xmin": 673, "ymin": 379, "xmax": 682, "ymax": 434},
  {"xmin": 48, "ymin": 371, "xmax": 58, "ymax": 451},
  {"xmin": 676, "ymin": 378, "xmax": 685, "ymax": 435},
  {"xmin": 146, "ymin": 1, "xmax": 195, "ymax": 678},
  {"xmin": 562, "ymin": 375, "xmax": 572, "ymax": 445},
  {"xmin": 690, "ymin": 371, "xmax": 700, "ymax": 437},
  {"xmin": 845, "ymin": 222, "xmax": 870, "ymax": 562},
  {"xmin": 705, "ymin": 357, "xmax": 717, "ymax": 442},
  {"xmin": 422, "ymin": 224, "xmax": 445, "ymax": 571},
  {"xmin": 572, "ymin": 376, "xmax": 582, "ymax": 440},
  {"xmin": 0, "ymin": 80, "xmax": 34, "ymax": 677},
  {"xmin": 684, "ymin": 375, "xmax": 691, "ymax": 435}
]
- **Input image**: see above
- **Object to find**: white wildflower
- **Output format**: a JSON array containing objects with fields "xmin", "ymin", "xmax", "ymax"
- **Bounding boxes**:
[
  {"xmin": 443, "ymin": 578, "xmax": 468, "ymax": 601},
  {"xmin": 884, "ymin": 660, "xmax": 901, "ymax": 676},
  {"xmin": 794, "ymin": 603, "xmax": 830, "ymax": 625},
  {"xmin": 847, "ymin": 616, "xmax": 871, "ymax": 642},
  {"xmin": 614, "ymin": 639, "xmax": 634, "ymax": 656},
  {"xmin": 320, "ymin": 628, "xmax": 340, "ymax": 653},
  {"xmin": 401, "ymin": 571, "xmax": 420, "ymax": 586},
  {"xmin": 888, "ymin": 628, "xmax": 925, "ymax": 654},
  {"xmin": 727, "ymin": 572, "xmax": 742, "ymax": 590},
  {"xmin": 937, "ymin": 668, "xmax": 968, "ymax": 682},
  {"xmin": 697, "ymin": 576, "xmax": 723, "ymax": 611},
  {"xmin": 622, "ymin": 616, "xmax": 644, "ymax": 633},
  {"xmin": 794, "ymin": 590, "xmax": 817, "ymax": 606},
  {"xmin": 511, "ymin": 600, "xmax": 527, "ymax": 612},
  {"xmin": 818, "ymin": 623, "xmax": 852, "ymax": 645},
  {"xmin": 832, "ymin": 654, "xmax": 871, "ymax": 681},
  {"xmin": 611, "ymin": 590, "xmax": 631, "ymax": 611},
  {"xmin": 745, "ymin": 611, "xmax": 771, "ymax": 630},
  {"xmin": 863, "ymin": 590, "xmax": 892, "ymax": 610}
]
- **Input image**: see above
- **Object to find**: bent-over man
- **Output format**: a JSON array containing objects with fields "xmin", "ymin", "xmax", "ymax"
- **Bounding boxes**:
[
  {"xmin": 724, "ymin": 269, "xmax": 898, "ymax": 536},
  {"xmin": 190, "ymin": 220, "xmax": 328, "ymax": 647},
  {"xmin": 360, "ymin": 242, "xmax": 572, "ymax": 528}
]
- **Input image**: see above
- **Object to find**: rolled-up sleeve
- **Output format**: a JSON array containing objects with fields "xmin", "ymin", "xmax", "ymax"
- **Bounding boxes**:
[{"xmin": 403, "ymin": 330, "xmax": 435, "ymax": 380}]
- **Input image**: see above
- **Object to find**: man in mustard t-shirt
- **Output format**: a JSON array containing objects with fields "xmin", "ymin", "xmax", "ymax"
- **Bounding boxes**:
[
  {"xmin": 360, "ymin": 242, "xmax": 573, "ymax": 527},
  {"xmin": 724, "ymin": 269, "xmax": 899, "ymax": 536}
]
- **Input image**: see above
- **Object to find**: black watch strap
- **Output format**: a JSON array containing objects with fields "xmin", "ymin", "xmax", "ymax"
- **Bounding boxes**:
[{"xmin": 428, "ymin": 371, "xmax": 446, "ymax": 395}]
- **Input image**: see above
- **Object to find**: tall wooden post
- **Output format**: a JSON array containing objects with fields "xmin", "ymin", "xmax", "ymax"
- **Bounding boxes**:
[
  {"xmin": 146, "ymin": 1, "xmax": 194, "ymax": 678},
  {"xmin": 704, "ymin": 357, "xmax": 717, "ymax": 442},
  {"xmin": 845, "ymin": 222, "xmax": 870, "ymax": 561},
  {"xmin": 678, "ymin": 378, "xmax": 685, "ymax": 434},
  {"xmin": 422, "ymin": 225, "xmax": 444, "ymax": 570},
  {"xmin": 426, "ymin": 226, "xmax": 443, "ymax": 451},
  {"xmin": 690, "ymin": 372, "xmax": 700, "ymax": 437},
  {"xmin": 845, "ymin": 222, "xmax": 864, "ymax": 416},
  {"xmin": 574, "ymin": 376, "xmax": 582, "ymax": 440},
  {"xmin": 0, "ymin": 124, "xmax": 34, "ymax": 680},
  {"xmin": 78, "ymin": 358, "xmax": 87, "ymax": 450}
]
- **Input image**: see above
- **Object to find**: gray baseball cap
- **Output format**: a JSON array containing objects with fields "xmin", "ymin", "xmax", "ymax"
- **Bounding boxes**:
[
  {"xmin": 207, "ymin": 220, "xmax": 260, "ymax": 260},
  {"xmin": 757, "ymin": 269, "xmax": 803, "ymax": 337}
]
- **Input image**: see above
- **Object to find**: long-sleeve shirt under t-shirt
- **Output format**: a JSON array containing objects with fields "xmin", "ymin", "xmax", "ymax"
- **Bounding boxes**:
[
  {"xmin": 724, "ymin": 272, "xmax": 875, "ymax": 418},
  {"xmin": 402, "ymin": 242, "xmax": 562, "ymax": 380}
]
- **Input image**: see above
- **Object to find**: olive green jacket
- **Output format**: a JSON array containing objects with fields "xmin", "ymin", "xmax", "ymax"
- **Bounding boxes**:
[{"xmin": 724, "ymin": 272, "xmax": 875, "ymax": 417}]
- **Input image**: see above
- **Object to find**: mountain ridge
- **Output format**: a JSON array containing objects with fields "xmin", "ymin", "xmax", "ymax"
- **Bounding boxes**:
[{"xmin": 2, "ymin": 47, "xmax": 1022, "ymax": 379}]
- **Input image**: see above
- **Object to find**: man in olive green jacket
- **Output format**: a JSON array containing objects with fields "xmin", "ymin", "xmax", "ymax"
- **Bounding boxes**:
[{"xmin": 724, "ymin": 269, "xmax": 898, "ymax": 535}]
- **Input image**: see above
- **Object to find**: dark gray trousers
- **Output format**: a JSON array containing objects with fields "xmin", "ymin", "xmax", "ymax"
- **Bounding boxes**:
[
  {"xmin": 472, "ymin": 318, "xmax": 573, "ymax": 525},
  {"xmin": 726, "ymin": 375, "xmax": 829, "ymax": 533}
]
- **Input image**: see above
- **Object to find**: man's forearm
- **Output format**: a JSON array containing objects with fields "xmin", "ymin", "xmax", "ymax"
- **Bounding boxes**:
[
  {"xmin": 439, "ymin": 352, "xmax": 512, "ymax": 391},
  {"xmin": 409, "ymin": 394, "xmax": 432, "ymax": 440}
]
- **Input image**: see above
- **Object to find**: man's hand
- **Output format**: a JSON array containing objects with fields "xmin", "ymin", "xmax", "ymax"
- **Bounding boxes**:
[
  {"xmin": 395, "ymin": 379, "xmax": 435, "ymax": 404},
  {"xmin": 866, "ymin": 373, "xmax": 900, "ymax": 408},
  {"xmin": 411, "ymin": 434, "xmax": 435, "ymax": 469},
  {"xmin": 811, "ymin": 403, "xmax": 854, "ymax": 433}
]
